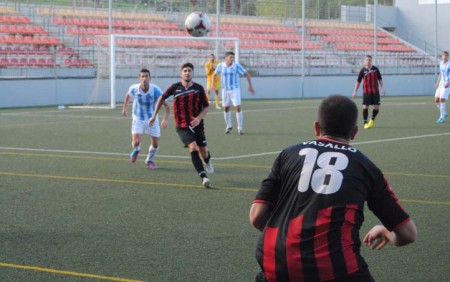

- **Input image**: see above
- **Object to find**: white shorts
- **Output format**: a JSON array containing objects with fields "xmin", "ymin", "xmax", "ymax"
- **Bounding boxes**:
[
  {"xmin": 131, "ymin": 119, "xmax": 160, "ymax": 137},
  {"xmin": 435, "ymin": 86, "xmax": 450, "ymax": 100},
  {"xmin": 221, "ymin": 88, "xmax": 241, "ymax": 107}
]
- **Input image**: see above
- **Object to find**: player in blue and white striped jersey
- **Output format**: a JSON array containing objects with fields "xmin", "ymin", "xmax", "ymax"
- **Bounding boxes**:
[
  {"xmin": 122, "ymin": 68, "xmax": 170, "ymax": 169},
  {"xmin": 212, "ymin": 51, "xmax": 255, "ymax": 135},
  {"xmin": 434, "ymin": 51, "xmax": 450, "ymax": 123}
]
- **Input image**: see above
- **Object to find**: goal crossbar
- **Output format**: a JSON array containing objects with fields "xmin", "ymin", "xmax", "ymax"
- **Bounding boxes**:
[{"xmin": 109, "ymin": 34, "xmax": 240, "ymax": 109}]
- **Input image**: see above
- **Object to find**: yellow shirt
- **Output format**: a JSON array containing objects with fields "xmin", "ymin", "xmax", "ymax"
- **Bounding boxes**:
[{"xmin": 205, "ymin": 60, "xmax": 220, "ymax": 84}]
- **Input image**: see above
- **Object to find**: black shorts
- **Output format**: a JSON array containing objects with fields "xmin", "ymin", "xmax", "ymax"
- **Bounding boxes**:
[
  {"xmin": 363, "ymin": 92, "xmax": 381, "ymax": 106},
  {"xmin": 255, "ymin": 270, "xmax": 375, "ymax": 282},
  {"xmin": 176, "ymin": 126, "xmax": 207, "ymax": 148}
]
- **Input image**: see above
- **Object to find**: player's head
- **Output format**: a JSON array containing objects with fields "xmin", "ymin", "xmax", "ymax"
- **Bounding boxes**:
[
  {"xmin": 181, "ymin": 62, "xmax": 194, "ymax": 83},
  {"xmin": 225, "ymin": 51, "xmax": 235, "ymax": 65},
  {"xmin": 209, "ymin": 53, "xmax": 215, "ymax": 61},
  {"xmin": 442, "ymin": 51, "xmax": 449, "ymax": 61},
  {"xmin": 139, "ymin": 68, "xmax": 150, "ymax": 77},
  {"xmin": 315, "ymin": 95, "xmax": 358, "ymax": 141},
  {"xmin": 364, "ymin": 55, "xmax": 372, "ymax": 67},
  {"xmin": 138, "ymin": 68, "xmax": 151, "ymax": 84}
]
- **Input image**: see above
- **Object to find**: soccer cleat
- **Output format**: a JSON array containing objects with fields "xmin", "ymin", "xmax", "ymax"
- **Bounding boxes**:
[
  {"xmin": 367, "ymin": 119, "xmax": 374, "ymax": 128},
  {"xmin": 436, "ymin": 118, "xmax": 445, "ymax": 123},
  {"xmin": 146, "ymin": 160, "xmax": 158, "ymax": 170},
  {"xmin": 216, "ymin": 106, "xmax": 222, "ymax": 110},
  {"xmin": 202, "ymin": 177, "xmax": 211, "ymax": 189},
  {"xmin": 238, "ymin": 129, "xmax": 244, "ymax": 135},
  {"xmin": 445, "ymin": 112, "xmax": 449, "ymax": 118},
  {"xmin": 363, "ymin": 122, "xmax": 370, "ymax": 129},
  {"xmin": 225, "ymin": 127, "xmax": 232, "ymax": 134},
  {"xmin": 205, "ymin": 160, "xmax": 214, "ymax": 174},
  {"xmin": 130, "ymin": 149, "xmax": 140, "ymax": 163}
]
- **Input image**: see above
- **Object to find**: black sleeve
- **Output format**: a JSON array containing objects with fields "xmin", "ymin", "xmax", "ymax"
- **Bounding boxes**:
[{"xmin": 367, "ymin": 175, "xmax": 410, "ymax": 231}]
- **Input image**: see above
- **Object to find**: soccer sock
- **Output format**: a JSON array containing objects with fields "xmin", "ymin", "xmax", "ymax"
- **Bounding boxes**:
[
  {"xmin": 440, "ymin": 102, "xmax": 446, "ymax": 118},
  {"xmin": 191, "ymin": 151, "xmax": 207, "ymax": 178},
  {"xmin": 372, "ymin": 109, "xmax": 379, "ymax": 120},
  {"xmin": 436, "ymin": 103, "xmax": 440, "ymax": 110},
  {"xmin": 203, "ymin": 151, "xmax": 211, "ymax": 164},
  {"xmin": 147, "ymin": 145, "xmax": 158, "ymax": 161},
  {"xmin": 215, "ymin": 94, "xmax": 220, "ymax": 107},
  {"xmin": 236, "ymin": 111, "xmax": 243, "ymax": 130},
  {"xmin": 206, "ymin": 92, "xmax": 210, "ymax": 101},
  {"xmin": 224, "ymin": 111, "xmax": 232, "ymax": 128},
  {"xmin": 363, "ymin": 109, "xmax": 369, "ymax": 123}
]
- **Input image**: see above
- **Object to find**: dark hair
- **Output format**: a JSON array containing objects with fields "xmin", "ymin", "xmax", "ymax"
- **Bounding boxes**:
[
  {"xmin": 140, "ymin": 68, "xmax": 150, "ymax": 75},
  {"xmin": 181, "ymin": 62, "xmax": 194, "ymax": 70},
  {"xmin": 365, "ymin": 55, "xmax": 372, "ymax": 59},
  {"xmin": 225, "ymin": 51, "xmax": 235, "ymax": 57},
  {"xmin": 318, "ymin": 95, "xmax": 358, "ymax": 139}
]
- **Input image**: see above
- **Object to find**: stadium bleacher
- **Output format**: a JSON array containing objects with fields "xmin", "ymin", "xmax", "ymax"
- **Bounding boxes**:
[{"xmin": 0, "ymin": 5, "xmax": 434, "ymax": 70}]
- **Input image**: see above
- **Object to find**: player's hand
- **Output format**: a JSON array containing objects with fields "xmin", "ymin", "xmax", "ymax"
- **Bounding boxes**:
[
  {"xmin": 121, "ymin": 109, "xmax": 127, "ymax": 117},
  {"xmin": 351, "ymin": 92, "xmax": 356, "ymax": 99},
  {"xmin": 190, "ymin": 117, "xmax": 200, "ymax": 128},
  {"xmin": 149, "ymin": 117, "xmax": 156, "ymax": 126},
  {"xmin": 160, "ymin": 119, "xmax": 167, "ymax": 129},
  {"xmin": 248, "ymin": 86, "xmax": 255, "ymax": 95},
  {"xmin": 363, "ymin": 225, "xmax": 390, "ymax": 250}
]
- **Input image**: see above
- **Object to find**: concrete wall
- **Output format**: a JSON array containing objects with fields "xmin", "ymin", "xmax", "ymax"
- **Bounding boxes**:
[
  {"xmin": 0, "ymin": 73, "xmax": 435, "ymax": 108},
  {"xmin": 395, "ymin": 0, "xmax": 450, "ymax": 53}
]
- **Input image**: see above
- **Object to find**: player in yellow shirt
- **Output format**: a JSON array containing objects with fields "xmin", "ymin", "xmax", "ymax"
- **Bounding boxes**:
[{"xmin": 205, "ymin": 54, "xmax": 221, "ymax": 109}]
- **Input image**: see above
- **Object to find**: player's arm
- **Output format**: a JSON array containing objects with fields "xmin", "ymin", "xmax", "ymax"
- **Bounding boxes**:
[
  {"xmin": 122, "ymin": 92, "xmax": 130, "ymax": 116},
  {"xmin": 364, "ymin": 220, "xmax": 417, "ymax": 250},
  {"xmin": 352, "ymin": 81, "xmax": 361, "ymax": 98},
  {"xmin": 379, "ymin": 79, "xmax": 386, "ymax": 96},
  {"xmin": 149, "ymin": 96, "xmax": 166, "ymax": 126},
  {"xmin": 249, "ymin": 202, "xmax": 272, "ymax": 231},
  {"xmin": 435, "ymin": 73, "xmax": 442, "ymax": 88},
  {"xmin": 190, "ymin": 103, "xmax": 209, "ymax": 128},
  {"xmin": 245, "ymin": 72, "xmax": 255, "ymax": 94},
  {"xmin": 160, "ymin": 101, "xmax": 170, "ymax": 129}
]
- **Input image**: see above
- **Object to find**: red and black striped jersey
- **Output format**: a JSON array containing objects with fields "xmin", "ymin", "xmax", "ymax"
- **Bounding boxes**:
[
  {"xmin": 356, "ymin": 66, "xmax": 382, "ymax": 94},
  {"xmin": 253, "ymin": 138, "xmax": 411, "ymax": 282},
  {"xmin": 162, "ymin": 81, "xmax": 209, "ymax": 129}
]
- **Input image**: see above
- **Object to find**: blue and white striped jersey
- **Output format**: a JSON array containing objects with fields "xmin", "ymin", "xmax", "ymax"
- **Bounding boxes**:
[
  {"xmin": 439, "ymin": 60, "xmax": 450, "ymax": 86},
  {"xmin": 214, "ymin": 62, "xmax": 246, "ymax": 90},
  {"xmin": 128, "ymin": 83, "xmax": 163, "ymax": 121}
]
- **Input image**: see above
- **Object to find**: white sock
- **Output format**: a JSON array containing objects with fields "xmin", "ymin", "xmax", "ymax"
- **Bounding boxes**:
[
  {"xmin": 440, "ymin": 103, "xmax": 447, "ymax": 118},
  {"xmin": 146, "ymin": 145, "xmax": 158, "ymax": 161},
  {"xmin": 236, "ymin": 111, "xmax": 243, "ymax": 130},
  {"xmin": 436, "ymin": 103, "xmax": 440, "ymax": 110},
  {"xmin": 224, "ymin": 111, "xmax": 232, "ymax": 128},
  {"xmin": 134, "ymin": 144, "xmax": 141, "ymax": 151}
]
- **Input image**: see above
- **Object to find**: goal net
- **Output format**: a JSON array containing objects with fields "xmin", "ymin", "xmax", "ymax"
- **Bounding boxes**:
[{"xmin": 86, "ymin": 34, "xmax": 240, "ymax": 109}]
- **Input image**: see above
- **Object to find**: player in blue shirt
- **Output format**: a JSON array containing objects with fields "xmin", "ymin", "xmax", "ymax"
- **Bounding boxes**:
[
  {"xmin": 212, "ymin": 51, "xmax": 255, "ymax": 135},
  {"xmin": 434, "ymin": 51, "xmax": 450, "ymax": 123},
  {"xmin": 122, "ymin": 68, "xmax": 170, "ymax": 169}
]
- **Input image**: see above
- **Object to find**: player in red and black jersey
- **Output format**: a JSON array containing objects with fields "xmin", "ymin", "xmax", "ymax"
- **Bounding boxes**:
[
  {"xmin": 250, "ymin": 95, "xmax": 416, "ymax": 282},
  {"xmin": 150, "ymin": 62, "xmax": 214, "ymax": 188},
  {"xmin": 352, "ymin": 55, "xmax": 386, "ymax": 129}
]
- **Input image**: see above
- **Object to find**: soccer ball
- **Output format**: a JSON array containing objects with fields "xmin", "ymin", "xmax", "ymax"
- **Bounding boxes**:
[{"xmin": 185, "ymin": 12, "xmax": 211, "ymax": 37}]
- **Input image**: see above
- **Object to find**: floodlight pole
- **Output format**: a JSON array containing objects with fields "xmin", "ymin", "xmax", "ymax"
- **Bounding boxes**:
[
  {"xmin": 215, "ymin": 0, "xmax": 220, "ymax": 58},
  {"xmin": 435, "ymin": 0, "xmax": 438, "ymax": 77},
  {"xmin": 109, "ymin": 0, "xmax": 115, "ymax": 109},
  {"xmin": 373, "ymin": 0, "xmax": 378, "ymax": 65}
]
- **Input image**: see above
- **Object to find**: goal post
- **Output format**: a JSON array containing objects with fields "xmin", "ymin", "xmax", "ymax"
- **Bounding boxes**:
[{"xmin": 108, "ymin": 34, "xmax": 240, "ymax": 109}]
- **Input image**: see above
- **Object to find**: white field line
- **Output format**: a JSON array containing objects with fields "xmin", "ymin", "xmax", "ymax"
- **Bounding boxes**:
[
  {"xmin": 0, "ymin": 132, "xmax": 448, "ymax": 160},
  {"xmin": 0, "ymin": 102, "xmax": 427, "ymax": 118}
]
